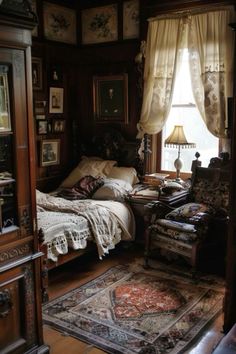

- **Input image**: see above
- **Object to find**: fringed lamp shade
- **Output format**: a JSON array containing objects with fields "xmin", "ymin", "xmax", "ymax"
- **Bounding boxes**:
[{"xmin": 164, "ymin": 125, "xmax": 196, "ymax": 180}]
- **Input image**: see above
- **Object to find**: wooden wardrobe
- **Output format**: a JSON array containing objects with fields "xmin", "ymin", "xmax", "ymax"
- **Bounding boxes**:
[{"xmin": 0, "ymin": 1, "xmax": 48, "ymax": 353}]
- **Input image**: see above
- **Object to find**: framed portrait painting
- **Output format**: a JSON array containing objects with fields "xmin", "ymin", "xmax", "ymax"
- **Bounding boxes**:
[
  {"xmin": 49, "ymin": 87, "xmax": 64, "ymax": 114},
  {"xmin": 32, "ymin": 57, "xmax": 43, "ymax": 90},
  {"xmin": 123, "ymin": 0, "xmax": 140, "ymax": 39},
  {"xmin": 82, "ymin": 4, "xmax": 118, "ymax": 44},
  {"xmin": 43, "ymin": 2, "xmax": 77, "ymax": 44},
  {"xmin": 93, "ymin": 74, "xmax": 128, "ymax": 124},
  {"xmin": 40, "ymin": 139, "xmax": 60, "ymax": 166}
]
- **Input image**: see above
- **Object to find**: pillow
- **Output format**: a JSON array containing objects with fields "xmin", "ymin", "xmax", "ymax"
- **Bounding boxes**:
[
  {"xmin": 60, "ymin": 159, "xmax": 116, "ymax": 188},
  {"xmin": 58, "ymin": 175, "xmax": 104, "ymax": 200},
  {"xmin": 36, "ymin": 189, "xmax": 49, "ymax": 205},
  {"xmin": 161, "ymin": 181, "xmax": 184, "ymax": 195},
  {"xmin": 107, "ymin": 167, "xmax": 139, "ymax": 186},
  {"xmin": 92, "ymin": 178, "xmax": 133, "ymax": 201},
  {"xmin": 166, "ymin": 202, "xmax": 212, "ymax": 222}
]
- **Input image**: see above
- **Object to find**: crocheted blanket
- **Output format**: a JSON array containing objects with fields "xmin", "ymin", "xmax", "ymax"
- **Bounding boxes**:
[{"xmin": 37, "ymin": 191, "xmax": 133, "ymax": 261}]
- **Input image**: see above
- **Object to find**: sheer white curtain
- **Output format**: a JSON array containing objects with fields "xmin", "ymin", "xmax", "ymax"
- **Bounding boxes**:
[
  {"xmin": 137, "ymin": 17, "xmax": 186, "ymax": 138},
  {"xmin": 188, "ymin": 8, "xmax": 235, "ymax": 138}
]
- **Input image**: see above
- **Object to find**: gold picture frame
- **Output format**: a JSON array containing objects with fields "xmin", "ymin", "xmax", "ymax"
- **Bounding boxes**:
[
  {"xmin": 93, "ymin": 74, "xmax": 128, "ymax": 124},
  {"xmin": 43, "ymin": 2, "xmax": 77, "ymax": 45},
  {"xmin": 40, "ymin": 139, "xmax": 60, "ymax": 167},
  {"xmin": 82, "ymin": 4, "xmax": 118, "ymax": 44}
]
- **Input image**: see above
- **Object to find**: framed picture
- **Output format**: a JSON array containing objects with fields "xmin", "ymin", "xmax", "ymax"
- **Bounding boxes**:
[
  {"xmin": 49, "ymin": 65, "xmax": 63, "ymax": 84},
  {"xmin": 49, "ymin": 87, "xmax": 64, "ymax": 114},
  {"xmin": 34, "ymin": 100, "xmax": 47, "ymax": 116},
  {"xmin": 93, "ymin": 74, "xmax": 128, "ymax": 124},
  {"xmin": 52, "ymin": 119, "xmax": 65, "ymax": 133},
  {"xmin": 32, "ymin": 57, "xmax": 43, "ymax": 90},
  {"xmin": 43, "ymin": 2, "xmax": 77, "ymax": 44},
  {"xmin": 40, "ymin": 139, "xmax": 60, "ymax": 166},
  {"xmin": 37, "ymin": 120, "xmax": 48, "ymax": 135},
  {"xmin": 82, "ymin": 4, "xmax": 118, "ymax": 44},
  {"xmin": 123, "ymin": 0, "xmax": 140, "ymax": 39}
]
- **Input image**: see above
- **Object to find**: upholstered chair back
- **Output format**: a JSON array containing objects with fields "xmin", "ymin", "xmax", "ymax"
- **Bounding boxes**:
[{"xmin": 191, "ymin": 167, "xmax": 230, "ymax": 214}]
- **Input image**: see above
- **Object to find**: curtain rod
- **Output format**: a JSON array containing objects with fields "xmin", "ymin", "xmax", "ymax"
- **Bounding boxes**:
[{"xmin": 148, "ymin": 5, "xmax": 234, "ymax": 22}]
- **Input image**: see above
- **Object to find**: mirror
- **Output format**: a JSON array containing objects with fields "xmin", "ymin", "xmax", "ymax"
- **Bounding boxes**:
[{"xmin": 0, "ymin": 66, "xmax": 11, "ymax": 132}]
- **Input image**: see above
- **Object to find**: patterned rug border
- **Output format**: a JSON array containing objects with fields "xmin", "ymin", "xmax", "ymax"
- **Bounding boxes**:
[{"xmin": 43, "ymin": 260, "xmax": 225, "ymax": 354}]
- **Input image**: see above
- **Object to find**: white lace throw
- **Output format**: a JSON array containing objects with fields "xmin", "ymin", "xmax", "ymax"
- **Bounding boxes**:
[{"xmin": 37, "ymin": 192, "xmax": 123, "ymax": 260}]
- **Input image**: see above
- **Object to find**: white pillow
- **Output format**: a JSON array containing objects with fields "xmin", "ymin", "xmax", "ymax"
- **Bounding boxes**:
[
  {"xmin": 60, "ymin": 159, "xmax": 117, "ymax": 188},
  {"xmin": 92, "ymin": 178, "xmax": 132, "ymax": 201},
  {"xmin": 36, "ymin": 189, "xmax": 49, "ymax": 205},
  {"xmin": 107, "ymin": 166, "xmax": 139, "ymax": 186}
]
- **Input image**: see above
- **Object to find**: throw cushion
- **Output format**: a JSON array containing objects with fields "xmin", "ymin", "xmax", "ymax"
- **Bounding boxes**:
[
  {"xmin": 166, "ymin": 202, "xmax": 212, "ymax": 222},
  {"xmin": 150, "ymin": 218, "xmax": 197, "ymax": 243},
  {"xmin": 58, "ymin": 175, "xmax": 104, "ymax": 200}
]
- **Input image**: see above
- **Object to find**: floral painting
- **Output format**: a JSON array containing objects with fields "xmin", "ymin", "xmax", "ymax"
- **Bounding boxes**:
[
  {"xmin": 123, "ymin": 0, "xmax": 139, "ymax": 39},
  {"xmin": 82, "ymin": 4, "xmax": 118, "ymax": 44},
  {"xmin": 43, "ymin": 2, "xmax": 76, "ymax": 45}
]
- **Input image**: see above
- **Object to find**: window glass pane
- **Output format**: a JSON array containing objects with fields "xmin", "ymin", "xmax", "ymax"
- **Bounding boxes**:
[{"xmin": 161, "ymin": 50, "xmax": 218, "ymax": 172}]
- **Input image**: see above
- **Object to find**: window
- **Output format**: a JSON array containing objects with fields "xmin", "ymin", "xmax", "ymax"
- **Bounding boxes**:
[{"xmin": 161, "ymin": 49, "xmax": 219, "ymax": 173}]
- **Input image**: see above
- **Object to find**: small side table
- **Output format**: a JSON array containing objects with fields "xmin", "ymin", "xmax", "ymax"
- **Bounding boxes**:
[{"xmin": 127, "ymin": 187, "xmax": 190, "ymax": 243}]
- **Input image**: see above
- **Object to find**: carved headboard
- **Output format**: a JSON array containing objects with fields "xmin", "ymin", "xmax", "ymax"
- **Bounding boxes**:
[{"xmin": 79, "ymin": 129, "xmax": 143, "ymax": 176}]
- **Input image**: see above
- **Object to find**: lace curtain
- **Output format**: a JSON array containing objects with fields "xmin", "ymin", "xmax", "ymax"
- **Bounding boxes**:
[
  {"xmin": 137, "ymin": 8, "xmax": 235, "ymax": 139},
  {"xmin": 188, "ymin": 9, "xmax": 235, "ymax": 138},
  {"xmin": 136, "ymin": 17, "xmax": 186, "ymax": 138}
]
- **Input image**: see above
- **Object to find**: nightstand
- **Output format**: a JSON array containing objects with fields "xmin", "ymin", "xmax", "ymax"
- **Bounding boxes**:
[{"xmin": 127, "ymin": 186, "xmax": 190, "ymax": 243}]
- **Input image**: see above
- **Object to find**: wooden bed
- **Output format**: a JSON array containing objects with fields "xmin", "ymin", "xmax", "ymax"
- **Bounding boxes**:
[{"xmin": 38, "ymin": 129, "xmax": 143, "ymax": 301}]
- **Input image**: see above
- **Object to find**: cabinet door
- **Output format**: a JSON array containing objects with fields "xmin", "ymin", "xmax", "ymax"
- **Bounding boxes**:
[
  {"xmin": 0, "ymin": 262, "xmax": 38, "ymax": 353},
  {"xmin": 0, "ymin": 48, "xmax": 33, "ymax": 243}
]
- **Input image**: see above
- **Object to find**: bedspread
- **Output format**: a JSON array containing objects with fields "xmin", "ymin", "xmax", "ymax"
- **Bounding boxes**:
[{"xmin": 37, "ymin": 191, "xmax": 134, "ymax": 261}]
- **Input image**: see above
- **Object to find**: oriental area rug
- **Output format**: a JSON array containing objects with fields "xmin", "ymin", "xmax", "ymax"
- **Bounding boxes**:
[{"xmin": 42, "ymin": 261, "xmax": 225, "ymax": 354}]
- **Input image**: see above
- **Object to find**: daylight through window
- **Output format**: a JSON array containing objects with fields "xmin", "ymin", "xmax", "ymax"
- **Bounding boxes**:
[{"xmin": 161, "ymin": 49, "xmax": 219, "ymax": 173}]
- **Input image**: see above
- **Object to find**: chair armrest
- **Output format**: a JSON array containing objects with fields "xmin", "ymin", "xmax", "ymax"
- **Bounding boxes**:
[{"xmin": 144, "ymin": 201, "xmax": 174, "ymax": 224}]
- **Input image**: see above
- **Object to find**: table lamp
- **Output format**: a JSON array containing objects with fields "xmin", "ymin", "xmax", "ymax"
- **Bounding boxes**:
[{"xmin": 164, "ymin": 125, "xmax": 196, "ymax": 181}]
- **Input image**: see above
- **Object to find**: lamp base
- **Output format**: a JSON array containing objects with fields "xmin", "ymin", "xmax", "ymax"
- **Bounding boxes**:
[{"xmin": 174, "ymin": 157, "xmax": 183, "ymax": 180}]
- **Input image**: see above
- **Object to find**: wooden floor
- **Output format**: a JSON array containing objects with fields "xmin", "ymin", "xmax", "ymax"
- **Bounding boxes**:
[{"xmin": 43, "ymin": 244, "xmax": 225, "ymax": 354}]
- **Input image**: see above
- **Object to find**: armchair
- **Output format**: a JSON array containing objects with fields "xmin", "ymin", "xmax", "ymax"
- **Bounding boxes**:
[{"xmin": 144, "ymin": 164, "xmax": 230, "ymax": 272}]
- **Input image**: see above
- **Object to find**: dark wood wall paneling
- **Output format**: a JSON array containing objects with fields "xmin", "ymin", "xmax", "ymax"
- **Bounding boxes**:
[{"xmin": 32, "ymin": 0, "xmax": 141, "ymax": 192}]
